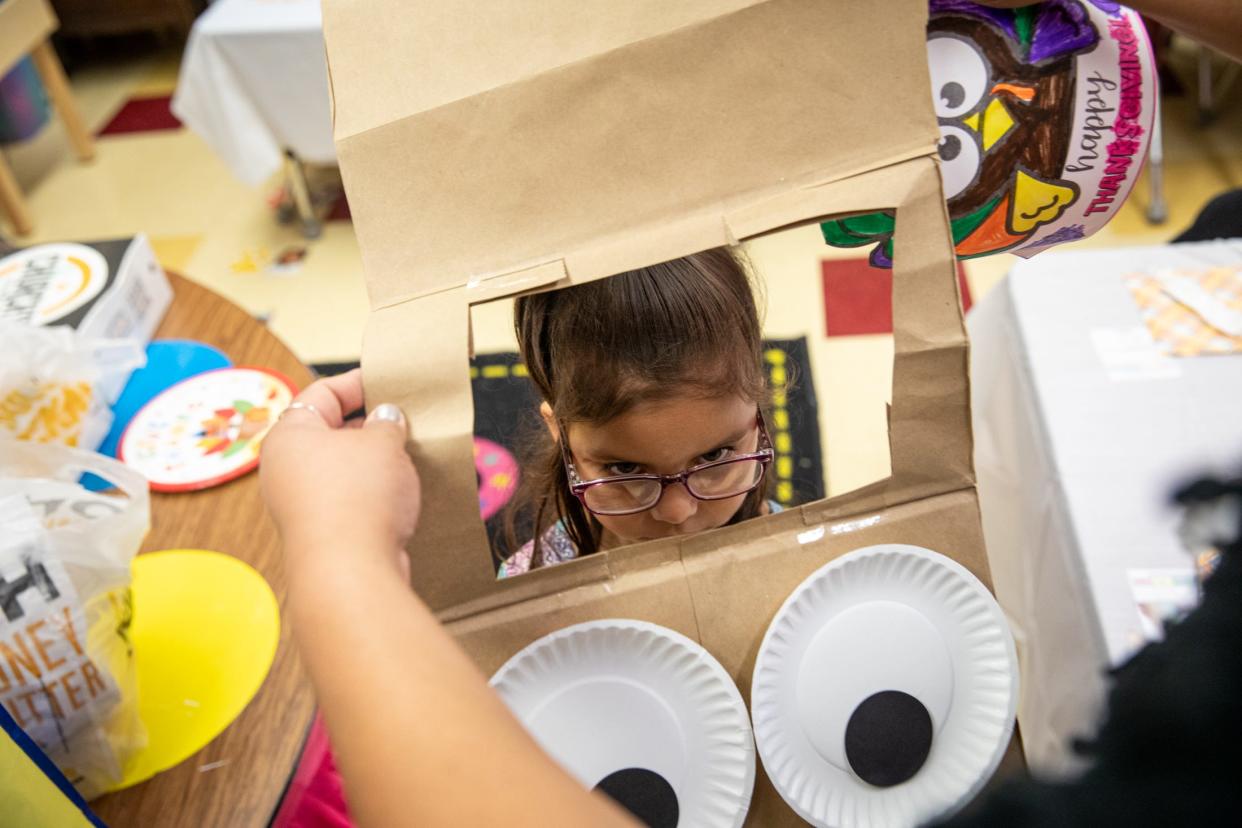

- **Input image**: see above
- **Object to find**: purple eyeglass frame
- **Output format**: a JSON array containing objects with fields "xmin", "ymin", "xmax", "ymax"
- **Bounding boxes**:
[{"xmin": 559, "ymin": 410, "xmax": 775, "ymax": 516}]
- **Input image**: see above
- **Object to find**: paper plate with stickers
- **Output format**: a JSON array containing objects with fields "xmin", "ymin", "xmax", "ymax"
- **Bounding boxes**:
[
  {"xmin": 118, "ymin": 366, "xmax": 297, "ymax": 492},
  {"xmin": 491, "ymin": 619, "xmax": 755, "ymax": 828},
  {"xmin": 822, "ymin": 0, "xmax": 1156, "ymax": 265},
  {"xmin": 751, "ymin": 545, "xmax": 1019, "ymax": 828}
]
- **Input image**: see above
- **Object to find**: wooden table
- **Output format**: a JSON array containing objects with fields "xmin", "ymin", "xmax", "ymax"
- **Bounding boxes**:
[{"xmin": 90, "ymin": 273, "xmax": 317, "ymax": 827}]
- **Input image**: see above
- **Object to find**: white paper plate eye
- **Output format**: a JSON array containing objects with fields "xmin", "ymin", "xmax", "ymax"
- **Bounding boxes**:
[
  {"xmin": 490, "ymin": 619, "xmax": 755, "ymax": 828},
  {"xmin": 752, "ymin": 545, "xmax": 1019, "ymax": 828},
  {"xmin": 793, "ymin": 596, "xmax": 955, "ymax": 789}
]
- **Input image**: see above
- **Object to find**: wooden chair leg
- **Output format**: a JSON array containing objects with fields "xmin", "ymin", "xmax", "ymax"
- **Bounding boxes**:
[
  {"xmin": 0, "ymin": 150, "xmax": 35, "ymax": 236},
  {"xmin": 30, "ymin": 40, "xmax": 95, "ymax": 162}
]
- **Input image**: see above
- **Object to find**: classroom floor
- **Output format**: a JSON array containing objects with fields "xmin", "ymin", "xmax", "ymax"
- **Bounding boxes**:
[{"xmin": 4, "ymin": 38, "xmax": 1241, "ymax": 498}]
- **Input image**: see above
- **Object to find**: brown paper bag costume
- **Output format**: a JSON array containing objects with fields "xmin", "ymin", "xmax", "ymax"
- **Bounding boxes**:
[{"xmin": 323, "ymin": 0, "xmax": 1018, "ymax": 821}]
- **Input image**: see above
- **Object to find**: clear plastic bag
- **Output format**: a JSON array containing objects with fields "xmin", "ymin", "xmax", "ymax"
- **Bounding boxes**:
[
  {"xmin": 0, "ymin": 436, "xmax": 148, "ymax": 799},
  {"xmin": 0, "ymin": 323, "xmax": 145, "ymax": 452}
]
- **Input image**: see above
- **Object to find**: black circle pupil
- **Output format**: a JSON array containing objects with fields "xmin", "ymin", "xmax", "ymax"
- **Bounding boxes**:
[
  {"xmin": 938, "ymin": 134, "xmax": 962, "ymax": 162},
  {"xmin": 844, "ymin": 690, "xmax": 934, "ymax": 788},
  {"xmin": 940, "ymin": 81, "xmax": 966, "ymax": 110},
  {"xmin": 593, "ymin": 768, "xmax": 679, "ymax": 828}
]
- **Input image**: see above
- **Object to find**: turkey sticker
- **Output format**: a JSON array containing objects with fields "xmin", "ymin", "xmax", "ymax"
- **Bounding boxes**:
[
  {"xmin": 0, "ymin": 243, "xmax": 110, "ymax": 326},
  {"xmin": 822, "ymin": 0, "xmax": 1155, "ymax": 264}
]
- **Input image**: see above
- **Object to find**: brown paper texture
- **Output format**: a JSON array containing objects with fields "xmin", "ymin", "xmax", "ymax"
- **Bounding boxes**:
[
  {"xmin": 326, "ymin": 0, "xmax": 937, "ymax": 308},
  {"xmin": 324, "ymin": 0, "xmax": 1016, "ymax": 821}
]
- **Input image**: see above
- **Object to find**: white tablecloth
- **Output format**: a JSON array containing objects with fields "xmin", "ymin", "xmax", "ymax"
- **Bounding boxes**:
[
  {"xmin": 173, "ymin": 0, "xmax": 334, "ymax": 185},
  {"xmin": 969, "ymin": 240, "xmax": 1242, "ymax": 774}
]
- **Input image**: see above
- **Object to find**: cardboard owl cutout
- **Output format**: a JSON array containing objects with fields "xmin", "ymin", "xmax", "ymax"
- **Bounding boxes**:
[{"xmin": 823, "ymin": 0, "xmax": 1155, "ymax": 265}]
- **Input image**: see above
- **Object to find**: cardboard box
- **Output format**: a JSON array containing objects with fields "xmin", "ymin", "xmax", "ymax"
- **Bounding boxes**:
[
  {"xmin": 324, "ymin": 0, "xmax": 1020, "ymax": 823},
  {"xmin": 0, "ymin": 235, "xmax": 170, "ymax": 342},
  {"xmin": 0, "ymin": 235, "xmax": 172, "ymax": 401}
]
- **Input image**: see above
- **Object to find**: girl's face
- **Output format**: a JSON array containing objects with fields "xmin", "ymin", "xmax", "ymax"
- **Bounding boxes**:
[{"xmin": 546, "ymin": 394, "xmax": 763, "ymax": 546}]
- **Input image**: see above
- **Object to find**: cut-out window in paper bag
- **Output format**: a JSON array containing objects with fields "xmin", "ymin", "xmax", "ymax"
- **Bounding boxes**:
[{"xmin": 323, "ymin": 0, "xmax": 1021, "ymax": 824}]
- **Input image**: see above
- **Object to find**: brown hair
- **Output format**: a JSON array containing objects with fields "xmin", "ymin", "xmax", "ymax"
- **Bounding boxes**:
[{"xmin": 501, "ymin": 247, "xmax": 769, "ymax": 568}]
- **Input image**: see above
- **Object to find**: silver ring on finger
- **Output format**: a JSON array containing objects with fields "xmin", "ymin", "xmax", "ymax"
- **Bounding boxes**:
[{"xmin": 281, "ymin": 401, "xmax": 324, "ymax": 422}]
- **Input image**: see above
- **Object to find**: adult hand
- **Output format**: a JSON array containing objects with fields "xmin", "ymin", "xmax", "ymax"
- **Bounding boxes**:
[
  {"xmin": 261, "ymin": 374, "xmax": 636, "ymax": 828},
  {"xmin": 260, "ymin": 368, "xmax": 419, "ymax": 579}
]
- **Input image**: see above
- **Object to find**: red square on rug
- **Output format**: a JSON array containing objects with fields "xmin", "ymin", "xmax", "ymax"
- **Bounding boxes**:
[
  {"xmin": 98, "ymin": 95, "xmax": 182, "ymax": 136},
  {"xmin": 821, "ymin": 258, "xmax": 973, "ymax": 337}
]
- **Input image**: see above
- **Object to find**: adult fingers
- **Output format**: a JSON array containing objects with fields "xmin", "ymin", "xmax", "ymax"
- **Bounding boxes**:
[
  {"xmin": 362, "ymin": 403, "xmax": 407, "ymax": 444},
  {"xmin": 285, "ymin": 368, "xmax": 366, "ymax": 429}
]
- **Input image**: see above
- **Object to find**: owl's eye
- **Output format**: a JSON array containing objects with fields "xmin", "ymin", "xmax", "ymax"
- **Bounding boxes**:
[
  {"xmin": 491, "ymin": 620, "xmax": 755, "ymax": 828},
  {"xmin": 927, "ymin": 34, "xmax": 989, "ymax": 119},
  {"xmin": 752, "ymin": 544, "xmax": 1019, "ymax": 827},
  {"xmin": 936, "ymin": 124, "xmax": 981, "ymax": 200}
]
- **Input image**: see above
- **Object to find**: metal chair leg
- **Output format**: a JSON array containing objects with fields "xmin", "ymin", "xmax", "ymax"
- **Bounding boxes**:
[
  {"xmin": 283, "ymin": 150, "xmax": 322, "ymax": 239},
  {"xmin": 1198, "ymin": 46, "xmax": 1215, "ymax": 126},
  {"xmin": 1146, "ymin": 94, "xmax": 1167, "ymax": 225}
]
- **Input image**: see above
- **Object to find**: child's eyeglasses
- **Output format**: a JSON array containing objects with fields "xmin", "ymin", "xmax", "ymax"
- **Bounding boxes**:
[{"xmin": 559, "ymin": 411, "xmax": 775, "ymax": 517}]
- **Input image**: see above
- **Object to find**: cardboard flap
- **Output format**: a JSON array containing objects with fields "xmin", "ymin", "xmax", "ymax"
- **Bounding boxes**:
[
  {"xmin": 363, "ymin": 157, "xmax": 972, "ymax": 613},
  {"xmin": 323, "ymin": 0, "xmax": 939, "ymax": 308},
  {"xmin": 330, "ymin": 0, "xmax": 973, "ymax": 614}
]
